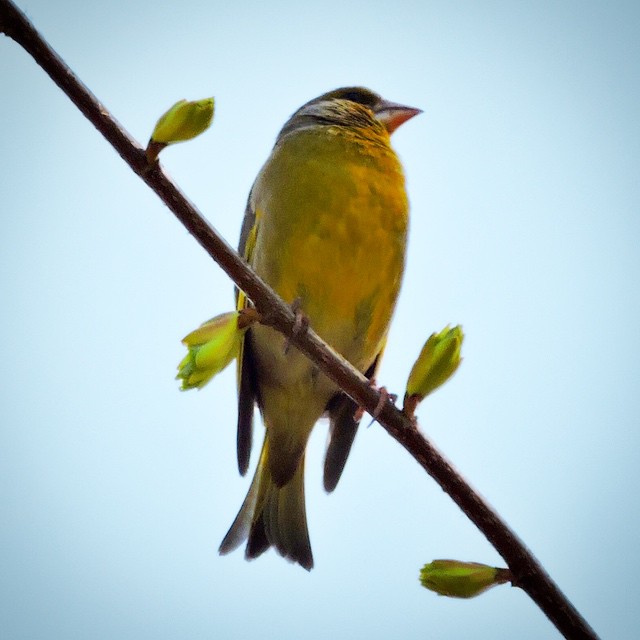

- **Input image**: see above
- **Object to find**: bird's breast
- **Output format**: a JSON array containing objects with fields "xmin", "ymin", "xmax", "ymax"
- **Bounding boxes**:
[{"xmin": 251, "ymin": 127, "xmax": 408, "ymax": 373}]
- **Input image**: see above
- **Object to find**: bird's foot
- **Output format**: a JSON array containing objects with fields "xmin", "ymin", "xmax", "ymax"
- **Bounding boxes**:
[
  {"xmin": 353, "ymin": 379, "xmax": 398, "ymax": 426},
  {"xmin": 284, "ymin": 298, "xmax": 309, "ymax": 354},
  {"xmin": 368, "ymin": 386, "xmax": 398, "ymax": 426}
]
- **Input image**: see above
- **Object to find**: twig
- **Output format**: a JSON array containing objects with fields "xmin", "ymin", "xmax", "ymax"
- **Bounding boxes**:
[{"xmin": 0, "ymin": 1, "xmax": 598, "ymax": 638}]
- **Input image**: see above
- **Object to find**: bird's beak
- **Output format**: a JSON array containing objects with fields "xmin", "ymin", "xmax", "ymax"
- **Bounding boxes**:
[{"xmin": 375, "ymin": 100, "xmax": 422, "ymax": 134}]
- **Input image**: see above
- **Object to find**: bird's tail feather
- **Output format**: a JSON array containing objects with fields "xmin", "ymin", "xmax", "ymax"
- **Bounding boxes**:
[{"xmin": 219, "ymin": 436, "xmax": 313, "ymax": 570}]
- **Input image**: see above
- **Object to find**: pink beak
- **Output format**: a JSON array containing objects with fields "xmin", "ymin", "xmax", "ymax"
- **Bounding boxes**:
[{"xmin": 375, "ymin": 100, "xmax": 422, "ymax": 134}]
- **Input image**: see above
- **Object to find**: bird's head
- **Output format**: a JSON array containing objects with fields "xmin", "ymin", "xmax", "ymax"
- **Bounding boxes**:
[{"xmin": 278, "ymin": 87, "xmax": 421, "ymax": 140}]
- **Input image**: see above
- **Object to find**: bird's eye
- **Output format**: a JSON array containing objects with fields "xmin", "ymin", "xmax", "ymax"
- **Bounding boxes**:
[
  {"xmin": 336, "ymin": 89, "xmax": 378, "ymax": 107},
  {"xmin": 341, "ymin": 91, "xmax": 366, "ymax": 103}
]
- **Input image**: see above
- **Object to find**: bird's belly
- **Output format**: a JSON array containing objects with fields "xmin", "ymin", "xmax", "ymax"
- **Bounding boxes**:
[{"xmin": 255, "ymin": 209, "xmax": 405, "ymax": 388}]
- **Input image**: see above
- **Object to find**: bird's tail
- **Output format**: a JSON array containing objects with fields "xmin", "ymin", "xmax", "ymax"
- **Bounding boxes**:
[{"xmin": 219, "ymin": 436, "xmax": 313, "ymax": 570}]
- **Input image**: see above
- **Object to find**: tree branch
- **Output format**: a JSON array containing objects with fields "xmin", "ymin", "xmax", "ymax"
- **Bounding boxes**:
[{"xmin": 0, "ymin": 1, "xmax": 598, "ymax": 638}]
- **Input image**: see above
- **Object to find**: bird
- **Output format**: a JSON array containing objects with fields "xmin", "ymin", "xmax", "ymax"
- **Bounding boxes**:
[{"xmin": 218, "ymin": 87, "xmax": 421, "ymax": 570}]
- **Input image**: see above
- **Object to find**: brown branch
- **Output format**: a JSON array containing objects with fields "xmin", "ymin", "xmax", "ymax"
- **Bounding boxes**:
[{"xmin": 0, "ymin": 1, "xmax": 598, "ymax": 638}]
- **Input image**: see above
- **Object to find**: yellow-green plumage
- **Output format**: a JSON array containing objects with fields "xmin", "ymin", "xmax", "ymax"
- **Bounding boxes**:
[{"xmin": 219, "ymin": 87, "xmax": 420, "ymax": 570}]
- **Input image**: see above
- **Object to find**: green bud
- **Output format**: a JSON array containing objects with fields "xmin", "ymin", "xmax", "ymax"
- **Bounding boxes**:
[
  {"xmin": 147, "ymin": 97, "xmax": 215, "ymax": 162},
  {"xmin": 176, "ymin": 309, "xmax": 258, "ymax": 391},
  {"xmin": 420, "ymin": 560, "xmax": 511, "ymax": 599},
  {"xmin": 403, "ymin": 325, "xmax": 464, "ymax": 416}
]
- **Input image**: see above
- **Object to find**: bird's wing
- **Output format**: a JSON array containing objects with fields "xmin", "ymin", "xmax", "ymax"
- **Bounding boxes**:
[
  {"xmin": 323, "ymin": 347, "xmax": 384, "ymax": 492},
  {"xmin": 236, "ymin": 194, "xmax": 261, "ymax": 475}
]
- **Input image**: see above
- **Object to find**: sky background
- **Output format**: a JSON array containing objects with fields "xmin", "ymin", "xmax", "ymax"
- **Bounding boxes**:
[{"xmin": 1, "ymin": 1, "xmax": 639, "ymax": 638}]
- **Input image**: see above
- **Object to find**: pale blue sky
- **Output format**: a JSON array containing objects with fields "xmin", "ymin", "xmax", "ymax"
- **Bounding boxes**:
[{"xmin": 1, "ymin": 1, "xmax": 639, "ymax": 638}]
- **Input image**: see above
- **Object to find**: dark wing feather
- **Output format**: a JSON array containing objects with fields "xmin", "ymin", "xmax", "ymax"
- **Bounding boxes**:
[
  {"xmin": 237, "ymin": 331, "xmax": 260, "ymax": 475},
  {"xmin": 323, "ymin": 355, "xmax": 380, "ymax": 492},
  {"xmin": 236, "ymin": 191, "xmax": 260, "ymax": 475}
]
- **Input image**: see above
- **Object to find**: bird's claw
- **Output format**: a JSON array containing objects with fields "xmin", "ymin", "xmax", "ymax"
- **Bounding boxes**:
[
  {"xmin": 284, "ymin": 298, "xmax": 309, "ymax": 354},
  {"xmin": 352, "ymin": 379, "xmax": 398, "ymax": 426},
  {"xmin": 368, "ymin": 386, "xmax": 398, "ymax": 426}
]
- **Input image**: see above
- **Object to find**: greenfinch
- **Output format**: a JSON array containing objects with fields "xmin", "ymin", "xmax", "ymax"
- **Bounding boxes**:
[{"xmin": 219, "ymin": 87, "xmax": 421, "ymax": 570}]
